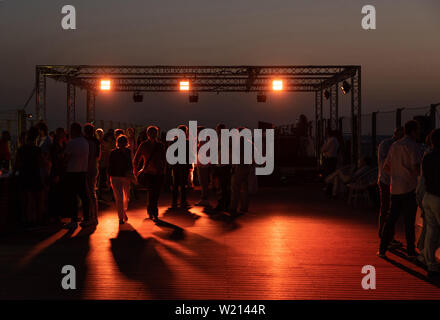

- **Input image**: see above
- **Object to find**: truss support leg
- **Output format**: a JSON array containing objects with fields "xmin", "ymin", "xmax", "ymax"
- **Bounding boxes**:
[
  {"xmin": 329, "ymin": 83, "xmax": 339, "ymax": 130},
  {"xmin": 35, "ymin": 68, "xmax": 46, "ymax": 121},
  {"xmin": 87, "ymin": 90, "xmax": 96, "ymax": 123},
  {"xmin": 315, "ymin": 90, "xmax": 323, "ymax": 166},
  {"xmin": 351, "ymin": 67, "xmax": 362, "ymax": 166},
  {"xmin": 67, "ymin": 83, "xmax": 76, "ymax": 131}
]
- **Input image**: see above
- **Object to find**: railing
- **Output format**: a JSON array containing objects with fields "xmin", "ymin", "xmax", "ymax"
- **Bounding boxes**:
[{"xmin": 336, "ymin": 104, "xmax": 437, "ymax": 162}]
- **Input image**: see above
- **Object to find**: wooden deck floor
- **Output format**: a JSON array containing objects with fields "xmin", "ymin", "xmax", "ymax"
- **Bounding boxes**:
[{"xmin": 0, "ymin": 184, "xmax": 439, "ymax": 300}]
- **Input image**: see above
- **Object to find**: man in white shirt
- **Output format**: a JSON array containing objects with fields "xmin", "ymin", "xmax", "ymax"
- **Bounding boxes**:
[
  {"xmin": 63, "ymin": 122, "xmax": 91, "ymax": 229},
  {"xmin": 378, "ymin": 120, "xmax": 424, "ymax": 258},
  {"xmin": 377, "ymin": 127, "xmax": 404, "ymax": 239}
]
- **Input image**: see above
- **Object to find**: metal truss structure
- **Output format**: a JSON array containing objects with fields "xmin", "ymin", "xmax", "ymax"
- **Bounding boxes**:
[{"xmin": 35, "ymin": 65, "xmax": 362, "ymax": 164}]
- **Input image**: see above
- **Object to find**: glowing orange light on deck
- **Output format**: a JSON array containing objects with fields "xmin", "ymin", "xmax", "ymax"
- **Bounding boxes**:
[
  {"xmin": 272, "ymin": 80, "xmax": 283, "ymax": 91},
  {"xmin": 100, "ymin": 79, "xmax": 111, "ymax": 91},
  {"xmin": 180, "ymin": 80, "xmax": 190, "ymax": 91}
]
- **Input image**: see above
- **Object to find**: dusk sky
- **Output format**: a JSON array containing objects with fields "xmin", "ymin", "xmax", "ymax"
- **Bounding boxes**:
[{"xmin": 0, "ymin": 0, "xmax": 439, "ymax": 131}]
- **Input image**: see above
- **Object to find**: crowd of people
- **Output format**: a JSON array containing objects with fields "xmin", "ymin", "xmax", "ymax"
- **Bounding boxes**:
[
  {"xmin": 377, "ymin": 121, "xmax": 440, "ymax": 279},
  {"xmin": 1, "ymin": 121, "xmax": 255, "ymax": 229},
  {"xmin": 3, "ymin": 117, "xmax": 439, "ymax": 278},
  {"xmin": 320, "ymin": 120, "xmax": 440, "ymax": 279}
]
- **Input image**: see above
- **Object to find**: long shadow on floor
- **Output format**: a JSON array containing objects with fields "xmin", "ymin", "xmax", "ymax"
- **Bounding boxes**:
[
  {"xmin": 152, "ymin": 221, "xmax": 234, "ymax": 280},
  {"xmin": 160, "ymin": 207, "xmax": 201, "ymax": 228},
  {"xmin": 202, "ymin": 207, "xmax": 241, "ymax": 234},
  {"xmin": 110, "ymin": 223, "xmax": 176, "ymax": 299},
  {"xmin": 0, "ymin": 226, "xmax": 94, "ymax": 299},
  {"xmin": 385, "ymin": 250, "xmax": 440, "ymax": 288}
]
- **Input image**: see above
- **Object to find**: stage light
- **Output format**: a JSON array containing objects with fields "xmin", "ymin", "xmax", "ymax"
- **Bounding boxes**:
[
  {"xmin": 100, "ymin": 79, "xmax": 111, "ymax": 91},
  {"xmin": 180, "ymin": 80, "xmax": 190, "ymax": 91},
  {"xmin": 189, "ymin": 93, "xmax": 198, "ymax": 103},
  {"xmin": 324, "ymin": 90, "xmax": 330, "ymax": 100},
  {"xmin": 272, "ymin": 80, "xmax": 283, "ymax": 91},
  {"xmin": 257, "ymin": 93, "xmax": 267, "ymax": 103},
  {"xmin": 133, "ymin": 91, "xmax": 143, "ymax": 103},
  {"xmin": 341, "ymin": 81, "xmax": 351, "ymax": 95}
]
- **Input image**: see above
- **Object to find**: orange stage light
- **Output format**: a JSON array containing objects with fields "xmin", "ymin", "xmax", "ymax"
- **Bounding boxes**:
[
  {"xmin": 272, "ymin": 80, "xmax": 283, "ymax": 91},
  {"xmin": 100, "ymin": 79, "xmax": 111, "ymax": 91},
  {"xmin": 180, "ymin": 80, "xmax": 190, "ymax": 91}
]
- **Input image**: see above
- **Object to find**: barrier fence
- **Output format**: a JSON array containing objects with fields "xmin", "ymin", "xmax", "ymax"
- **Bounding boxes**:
[{"xmin": 325, "ymin": 104, "xmax": 438, "ymax": 162}]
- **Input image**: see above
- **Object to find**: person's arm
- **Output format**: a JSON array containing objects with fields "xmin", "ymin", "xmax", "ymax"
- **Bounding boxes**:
[{"xmin": 133, "ymin": 142, "xmax": 143, "ymax": 173}]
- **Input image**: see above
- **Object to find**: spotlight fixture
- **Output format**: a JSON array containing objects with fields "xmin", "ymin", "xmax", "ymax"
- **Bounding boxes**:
[
  {"xmin": 189, "ymin": 93, "xmax": 198, "ymax": 103},
  {"xmin": 257, "ymin": 93, "xmax": 267, "ymax": 103},
  {"xmin": 100, "ymin": 79, "xmax": 111, "ymax": 91},
  {"xmin": 180, "ymin": 80, "xmax": 190, "ymax": 91},
  {"xmin": 324, "ymin": 90, "xmax": 330, "ymax": 100},
  {"xmin": 341, "ymin": 81, "xmax": 352, "ymax": 95},
  {"xmin": 133, "ymin": 91, "xmax": 143, "ymax": 103},
  {"xmin": 272, "ymin": 79, "xmax": 283, "ymax": 91}
]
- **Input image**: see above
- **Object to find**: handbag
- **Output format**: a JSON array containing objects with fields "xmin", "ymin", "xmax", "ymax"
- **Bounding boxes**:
[{"xmin": 136, "ymin": 143, "xmax": 159, "ymax": 188}]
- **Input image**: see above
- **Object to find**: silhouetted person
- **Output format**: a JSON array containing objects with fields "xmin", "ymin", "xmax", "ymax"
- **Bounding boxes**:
[
  {"xmin": 84, "ymin": 123, "xmax": 101, "ymax": 225},
  {"xmin": 36, "ymin": 122, "xmax": 52, "ymax": 220},
  {"xmin": 63, "ymin": 122, "xmax": 91, "ymax": 229},
  {"xmin": 99, "ymin": 131, "xmax": 115, "ymax": 192},
  {"xmin": 170, "ymin": 124, "xmax": 190, "ymax": 208},
  {"xmin": 109, "ymin": 135, "xmax": 133, "ymax": 225},
  {"xmin": 378, "ymin": 120, "xmax": 423, "ymax": 259},
  {"xmin": 214, "ymin": 123, "xmax": 231, "ymax": 211},
  {"xmin": 377, "ymin": 127, "xmax": 404, "ymax": 241},
  {"xmin": 229, "ymin": 127, "xmax": 251, "ymax": 215},
  {"xmin": 48, "ymin": 127, "xmax": 67, "ymax": 223},
  {"xmin": 195, "ymin": 125, "xmax": 211, "ymax": 207},
  {"xmin": 14, "ymin": 127, "xmax": 44, "ymax": 227},
  {"xmin": 420, "ymin": 129, "xmax": 440, "ymax": 278},
  {"xmin": 133, "ymin": 126, "xmax": 166, "ymax": 222}
]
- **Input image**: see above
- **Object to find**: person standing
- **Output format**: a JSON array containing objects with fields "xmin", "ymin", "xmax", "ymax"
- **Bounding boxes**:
[
  {"xmin": 214, "ymin": 123, "xmax": 232, "ymax": 211},
  {"xmin": 14, "ymin": 127, "xmax": 44, "ymax": 227},
  {"xmin": 109, "ymin": 135, "xmax": 132, "ymax": 224},
  {"xmin": 84, "ymin": 123, "xmax": 101, "ymax": 225},
  {"xmin": 126, "ymin": 127, "xmax": 137, "ymax": 157},
  {"xmin": 133, "ymin": 126, "xmax": 166, "ymax": 222},
  {"xmin": 48, "ymin": 128, "xmax": 67, "ymax": 223},
  {"xmin": 229, "ymin": 127, "xmax": 252, "ymax": 215},
  {"xmin": 378, "ymin": 120, "xmax": 424, "ymax": 258},
  {"xmin": 99, "ymin": 131, "xmax": 115, "ymax": 193},
  {"xmin": 195, "ymin": 125, "xmax": 211, "ymax": 207},
  {"xmin": 377, "ymin": 127, "xmax": 404, "ymax": 240},
  {"xmin": 63, "ymin": 122, "xmax": 91, "ymax": 229},
  {"xmin": 420, "ymin": 129, "xmax": 440, "ymax": 278},
  {"xmin": 170, "ymin": 124, "xmax": 190, "ymax": 208}
]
